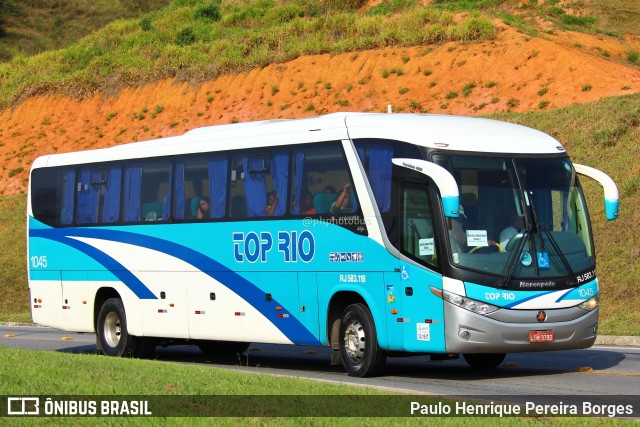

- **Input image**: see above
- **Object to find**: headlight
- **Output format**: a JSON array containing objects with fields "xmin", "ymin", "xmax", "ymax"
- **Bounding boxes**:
[
  {"xmin": 578, "ymin": 295, "xmax": 599, "ymax": 312},
  {"xmin": 438, "ymin": 289, "xmax": 498, "ymax": 315}
]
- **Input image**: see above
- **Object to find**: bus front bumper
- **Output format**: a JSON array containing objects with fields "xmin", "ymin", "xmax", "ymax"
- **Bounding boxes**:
[{"xmin": 444, "ymin": 302, "xmax": 598, "ymax": 354}]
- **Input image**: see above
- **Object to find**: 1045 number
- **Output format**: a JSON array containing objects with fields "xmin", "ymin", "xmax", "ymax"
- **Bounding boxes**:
[{"xmin": 30, "ymin": 255, "xmax": 48, "ymax": 268}]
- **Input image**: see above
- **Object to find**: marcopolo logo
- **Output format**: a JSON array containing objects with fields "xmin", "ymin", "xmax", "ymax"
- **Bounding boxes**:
[{"xmin": 233, "ymin": 230, "xmax": 315, "ymax": 263}]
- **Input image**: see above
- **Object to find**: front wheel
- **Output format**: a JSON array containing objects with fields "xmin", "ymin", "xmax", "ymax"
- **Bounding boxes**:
[
  {"xmin": 96, "ymin": 298, "xmax": 154, "ymax": 358},
  {"xmin": 339, "ymin": 303, "xmax": 386, "ymax": 377},
  {"xmin": 463, "ymin": 353, "xmax": 506, "ymax": 369}
]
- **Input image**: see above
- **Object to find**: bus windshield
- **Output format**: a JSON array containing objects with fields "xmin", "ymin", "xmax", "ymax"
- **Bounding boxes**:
[{"xmin": 432, "ymin": 154, "xmax": 595, "ymax": 287}]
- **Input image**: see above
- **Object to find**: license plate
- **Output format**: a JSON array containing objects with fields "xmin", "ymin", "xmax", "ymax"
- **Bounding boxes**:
[{"xmin": 529, "ymin": 330, "xmax": 554, "ymax": 343}]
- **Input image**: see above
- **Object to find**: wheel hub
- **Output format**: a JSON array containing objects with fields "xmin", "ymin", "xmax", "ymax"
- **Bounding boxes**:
[
  {"xmin": 104, "ymin": 311, "xmax": 122, "ymax": 348},
  {"xmin": 343, "ymin": 319, "xmax": 366, "ymax": 362}
]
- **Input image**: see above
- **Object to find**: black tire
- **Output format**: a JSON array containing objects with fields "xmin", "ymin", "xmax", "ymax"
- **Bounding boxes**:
[
  {"xmin": 198, "ymin": 340, "xmax": 249, "ymax": 358},
  {"xmin": 463, "ymin": 353, "xmax": 506, "ymax": 369},
  {"xmin": 339, "ymin": 303, "xmax": 386, "ymax": 377},
  {"xmin": 96, "ymin": 298, "xmax": 155, "ymax": 358}
]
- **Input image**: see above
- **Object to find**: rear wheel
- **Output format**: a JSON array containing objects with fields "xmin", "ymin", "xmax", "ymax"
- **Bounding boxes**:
[
  {"xmin": 339, "ymin": 303, "xmax": 386, "ymax": 377},
  {"xmin": 463, "ymin": 353, "xmax": 506, "ymax": 369},
  {"xmin": 96, "ymin": 298, "xmax": 155, "ymax": 358}
]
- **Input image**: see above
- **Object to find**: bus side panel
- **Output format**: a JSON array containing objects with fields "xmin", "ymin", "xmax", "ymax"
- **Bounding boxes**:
[
  {"xmin": 317, "ymin": 273, "xmax": 386, "ymax": 348},
  {"xmin": 298, "ymin": 272, "xmax": 320, "ymax": 343},
  {"xmin": 140, "ymin": 272, "xmax": 189, "ymax": 339},
  {"xmin": 61, "ymin": 271, "xmax": 93, "ymax": 332},
  {"xmin": 187, "ymin": 271, "xmax": 294, "ymax": 344},
  {"xmin": 29, "ymin": 272, "xmax": 64, "ymax": 330},
  {"xmin": 383, "ymin": 271, "xmax": 405, "ymax": 350},
  {"xmin": 397, "ymin": 266, "xmax": 446, "ymax": 353}
]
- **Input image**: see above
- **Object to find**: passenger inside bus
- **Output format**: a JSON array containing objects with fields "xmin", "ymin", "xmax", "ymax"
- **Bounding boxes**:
[
  {"xmin": 330, "ymin": 182, "xmax": 354, "ymax": 214},
  {"xmin": 499, "ymin": 214, "xmax": 524, "ymax": 249},
  {"xmin": 313, "ymin": 185, "xmax": 337, "ymax": 214},
  {"xmin": 264, "ymin": 191, "xmax": 279, "ymax": 216},
  {"xmin": 300, "ymin": 191, "xmax": 316, "ymax": 215},
  {"xmin": 196, "ymin": 196, "xmax": 211, "ymax": 219}
]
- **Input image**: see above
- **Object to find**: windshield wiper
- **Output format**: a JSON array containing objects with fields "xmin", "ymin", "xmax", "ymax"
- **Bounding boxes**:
[
  {"xmin": 500, "ymin": 164, "xmax": 536, "ymax": 287},
  {"xmin": 528, "ymin": 191, "xmax": 577, "ymax": 286},
  {"xmin": 500, "ymin": 227, "xmax": 530, "ymax": 287},
  {"xmin": 538, "ymin": 223, "xmax": 577, "ymax": 286}
]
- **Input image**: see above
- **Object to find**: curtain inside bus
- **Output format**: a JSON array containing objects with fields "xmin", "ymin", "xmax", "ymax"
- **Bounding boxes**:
[
  {"xmin": 208, "ymin": 157, "xmax": 228, "ymax": 218},
  {"xmin": 124, "ymin": 165, "xmax": 142, "ymax": 222}
]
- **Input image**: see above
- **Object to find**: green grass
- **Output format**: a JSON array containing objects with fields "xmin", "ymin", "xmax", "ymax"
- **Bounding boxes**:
[
  {"xmin": 0, "ymin": 195, "xmax": 29, "ymax": 323},
  {"xmin": 433, "ymin": 0, "xmax": 632, "ymax": 39},
  {"xmin": 0, "ymin": 0, "xmax": 496, "ymax": 109},
  {"xmin": 0, "ymin": 347, "xmax": 634, "ymax": 425},
  {"xmin": 588, "ymin": 0, "xmax": 640, "ymax": 35},
  {"xmin": 0, "ymin": 0, "xmax": 171, "ymax": 61}
]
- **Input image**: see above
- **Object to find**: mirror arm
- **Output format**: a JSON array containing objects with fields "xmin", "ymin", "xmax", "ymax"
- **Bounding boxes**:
[{"xmin": 574, "ymin": 163, "xmax": 619, "ymax": 220}]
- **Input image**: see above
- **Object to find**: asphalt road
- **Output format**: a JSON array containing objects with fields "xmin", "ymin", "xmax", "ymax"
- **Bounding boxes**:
[{"xmin": 2, "ymin": 324, "xmax": 640, "ymax": 399}]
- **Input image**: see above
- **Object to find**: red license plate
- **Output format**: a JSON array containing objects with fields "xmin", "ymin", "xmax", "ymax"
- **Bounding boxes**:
[{"xmin": 529, "ymin": 330, "xmax": 554, "ymax": 343}]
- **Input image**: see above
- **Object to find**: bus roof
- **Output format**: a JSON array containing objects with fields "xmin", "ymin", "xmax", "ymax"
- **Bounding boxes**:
[{"xmin": 33, "ymin": 113, "xmax": 565, "ymax": 169}]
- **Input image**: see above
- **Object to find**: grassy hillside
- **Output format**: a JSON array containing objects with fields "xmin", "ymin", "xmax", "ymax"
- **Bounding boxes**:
[
  {"xmin": 0, "ymin": 0, "xmax": 171, "ymax": 61},
  {"xmin": 2, "ymin": 0, "xmax": 637, "ymax": 110},
  {"xmin": 2, "ymin": 94, "xmax": 639, "ymax": 334},
  {"xmin": 0, "ymin": 195, "xmax": 27, "ymax": 322},
  {"xmin": 0, "ymin": 0, "xmax": 507, "ymax": 109}
]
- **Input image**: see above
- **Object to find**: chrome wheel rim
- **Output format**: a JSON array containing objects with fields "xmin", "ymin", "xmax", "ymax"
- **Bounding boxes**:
[
  {"xmin": 104, "ymin": 311, "xmax": 122, "ymax": 348},
  {"xmin": 343, "ymin": 319, "xmax": 366, "ymax": 362}
]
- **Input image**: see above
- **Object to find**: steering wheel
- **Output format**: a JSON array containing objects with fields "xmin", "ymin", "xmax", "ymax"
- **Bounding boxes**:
[{"xmin": 469, "ymin": 241, "xmax": 504, "ymax": 253}]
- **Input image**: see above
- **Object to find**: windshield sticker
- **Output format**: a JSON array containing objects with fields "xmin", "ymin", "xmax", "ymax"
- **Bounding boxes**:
[
  {"xmin": 520, "ymin": 251, "xmax": 532, "ymax": 266},
  {"xmin": 466, "ymin": 230, "xmax": 488, "ymax": 246},
  {"xmin": 419, "ymin": 238, "xmax": 435, "ymax": 256},
  {"xmin": 537, "ymin": 252, "xmax": 550, "ymax": 269}
]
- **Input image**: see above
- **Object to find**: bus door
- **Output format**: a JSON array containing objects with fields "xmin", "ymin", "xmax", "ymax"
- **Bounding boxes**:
[{"xmin": 384, "ymin": 181, "xmax": 446, "ymax": 352}]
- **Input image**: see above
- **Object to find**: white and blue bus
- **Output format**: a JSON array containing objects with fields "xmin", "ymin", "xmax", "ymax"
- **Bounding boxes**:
[{"xmin": 27, "ymin": 113, "xmax": 618, "ymax": 377}]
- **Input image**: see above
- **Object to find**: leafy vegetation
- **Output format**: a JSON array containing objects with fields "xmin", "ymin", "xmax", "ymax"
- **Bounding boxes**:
[
  {"xmin": 0, "ymin": 0, "xmax": 497, "ymax": 109},
  {"xmin": 0, "ymin": 0, "xmax": 171, "ymax": 61},
  {"xmin": 0, "ymin": 195, "xmax": 28, "ymax": 323}
]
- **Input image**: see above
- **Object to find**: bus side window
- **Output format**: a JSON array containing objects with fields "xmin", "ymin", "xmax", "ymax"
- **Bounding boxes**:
[
  {"xmin": 354, "ymin": 138, "xmax": 422, "ymax": 216},
  {"xmin": 174, "ymin": 156, "xmax": 227, "ymax": 220},
  {"xmin": 401, "ymin": 183, "xmax": 438, "ymax": 268},
  {"xmin": 76, "ymin": 166, "xmax": 121, "ymax": 225},
  {"xmin": 290, "ymin": 142, "xmax": 357, "ymax": 216},
  {"xmin": 31, "ymin": 167, "xmax": 76, "ymax": 227},
  {"xmin": 231, "ymin": 151, "xmax": 288, "ymax": 218},
  {"xmin": 123, "ymin": 161, "xmax": 171, "ymax": 222}
]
